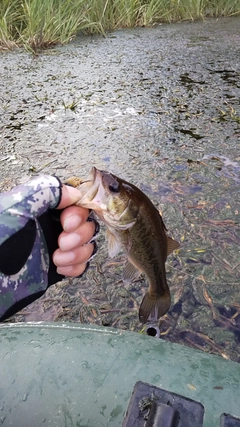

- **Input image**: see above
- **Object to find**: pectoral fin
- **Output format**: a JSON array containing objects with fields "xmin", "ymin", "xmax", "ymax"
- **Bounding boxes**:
[
  {"xmin": 139, "ymin": 290, "xmax": 171, "ymax": 323},
  {"xmin": 106, "ymin": 229, "xmax": 122, "ymax": 258},
  {"xmin": 123, "ymin": 261, "xmax": 141, "ymax": 284},
  {"xmin": 167, "ymin": 236, "xmax": 180, "ymax": 256}
]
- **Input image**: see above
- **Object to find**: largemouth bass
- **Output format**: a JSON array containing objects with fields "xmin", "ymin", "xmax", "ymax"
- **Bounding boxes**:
[{"xmin": 66, "ymin": 168, "xmax": 180, "ymax": 323}]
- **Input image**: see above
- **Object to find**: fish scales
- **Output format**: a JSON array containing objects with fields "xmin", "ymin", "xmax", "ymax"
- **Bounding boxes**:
[{"xmin": 127, "ymin": 206, "xmax": 168, "ymax": 289}]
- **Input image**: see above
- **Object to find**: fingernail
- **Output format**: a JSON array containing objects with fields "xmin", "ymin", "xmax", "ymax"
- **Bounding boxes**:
[
  {"xmin": 63, "ymin": 215, "xmax": 82, "ymax": 232},
  {"xmin": 54, "ymin": 251, "xmax": 75, "ymax": 265},
  {"xmin": 57, "ymin": 265, "xmax": 73, "ymax": 275},
  {"xmin": 59, "ymin": 233, "xmax": 81, "ymax": 251}
]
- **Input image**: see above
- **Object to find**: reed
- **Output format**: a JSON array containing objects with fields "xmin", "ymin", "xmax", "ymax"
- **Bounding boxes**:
[
  {"xmin": 0, "ymin": 0, "xmax": 240, "ymax": 51},
  {"xmin": 0, "ymin": 0, "xmax": 19, "ymax": 50}
]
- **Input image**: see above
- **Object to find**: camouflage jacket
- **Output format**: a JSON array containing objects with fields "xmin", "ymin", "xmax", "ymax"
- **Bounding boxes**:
[{"xmin": 0, "ymin": 175, "xmax": 64, "ymax": 321}]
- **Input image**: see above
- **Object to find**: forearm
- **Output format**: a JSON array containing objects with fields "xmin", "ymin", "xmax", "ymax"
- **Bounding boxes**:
[{"xmin": 0, "ymin": 176, "xmax": 64, "ymax": 321}]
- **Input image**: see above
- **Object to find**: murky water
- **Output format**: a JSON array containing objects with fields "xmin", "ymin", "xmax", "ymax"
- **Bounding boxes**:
[{"xmin": 1, "ymin": 17, "xmax": 240, "ymax": 361}]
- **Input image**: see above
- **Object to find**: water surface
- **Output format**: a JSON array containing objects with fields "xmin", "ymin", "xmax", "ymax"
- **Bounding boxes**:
[{"xmin": 1, "ymin": 17, "xmax": 239, "ymax": 361}]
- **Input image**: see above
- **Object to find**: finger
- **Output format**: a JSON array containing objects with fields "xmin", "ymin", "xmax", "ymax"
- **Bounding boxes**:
[
  {"xmin": 58, "ymin": 221, "xmax": 96, "ymax": 252},
  {"xmin": 60, "ymin": 205, "xmax": 90, "ymax": 232},
  {"xmin": 56, "ymin": 262, "xmax": 89, "ymax": 277},
  {"xmin": 53, "ymin": 241, "xmax": 95, "ymax": 268},
  {"xmin": 57, "ymin": 185, "xmax": 82, "ymax": 209}
]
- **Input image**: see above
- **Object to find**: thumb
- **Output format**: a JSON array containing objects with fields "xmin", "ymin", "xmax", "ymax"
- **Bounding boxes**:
[{"xmin": 57, "ymin": 185, "xmax": 82, "ymax": 209}]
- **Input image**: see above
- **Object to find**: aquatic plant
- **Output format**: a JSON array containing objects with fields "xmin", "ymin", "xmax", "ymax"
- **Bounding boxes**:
[{"xmin": 0, "ymin": 0, "xmax": 240, "ymax": 51}]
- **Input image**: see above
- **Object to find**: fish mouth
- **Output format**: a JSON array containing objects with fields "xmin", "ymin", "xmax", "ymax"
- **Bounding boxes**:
[
  {"xmin": 84, "ymin": 166, "xmax": 103, "ymax": 184},
  {"xmin": 76, "ymin": 167, "xmax": 105, "ymax": 210},
  {"xmin": 78, "ymin": 167, "xmax": 97, "ymax": 189},
  {"xmin": 91, "ymin": 167, "xmax": 110, "ymax": 182},
  {"xmin": 89, "ymin": 166, "xmax": 97, "ymax": 182},
  {"xmin": 79, "ymin": 166, "xmax": 96, "ymax": 184}
]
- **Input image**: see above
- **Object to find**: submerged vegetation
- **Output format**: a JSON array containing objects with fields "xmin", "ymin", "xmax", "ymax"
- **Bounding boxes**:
[{"xmin": 0, "ymin": 0, "xmax": 240, "ymax": 52}]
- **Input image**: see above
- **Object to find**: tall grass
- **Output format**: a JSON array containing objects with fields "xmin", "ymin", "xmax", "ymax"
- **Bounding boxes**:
[
  {"xmin": 209, "ymin": 0, "xmax": 240, "ymax": 16},
  {"xmin": 0, "ymin": 0, "xmax": 240, "ymax": 51},
  {"xmin": 0, "ymin": 0, "xmax": 91, "ymax": 51},
  {"xmin": 0, "ymin": 0, "xmax": 19, "ymax": 49},
  {"xmin": 19, "ymin": 0, "xmax": 89, "ymax": 51}
]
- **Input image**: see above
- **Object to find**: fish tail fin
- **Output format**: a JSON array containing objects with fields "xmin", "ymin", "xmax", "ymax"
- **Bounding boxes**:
[{"xmin": 139, "ymin": 291, "xmax": 171, "ymax": 324}]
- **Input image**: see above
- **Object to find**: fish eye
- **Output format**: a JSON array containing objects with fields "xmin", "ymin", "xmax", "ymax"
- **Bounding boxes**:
[{"xmin": 108, "ymin": 182, "xmax": 120, "ymax": 193}]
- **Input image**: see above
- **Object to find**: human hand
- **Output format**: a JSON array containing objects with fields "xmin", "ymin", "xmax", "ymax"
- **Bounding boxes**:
[
  {"xmin": 0, "ymin": 176, "xmax": 99, "ymax": 321},
  {"xmin": 53, "ymin": 185, "xmax": 98, "ymax": 277}
]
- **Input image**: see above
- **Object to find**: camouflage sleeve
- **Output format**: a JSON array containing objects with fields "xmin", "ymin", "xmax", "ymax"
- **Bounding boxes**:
[{"xmin": 0, "ymin": 175, "xmax": 63, "ymax": 321}]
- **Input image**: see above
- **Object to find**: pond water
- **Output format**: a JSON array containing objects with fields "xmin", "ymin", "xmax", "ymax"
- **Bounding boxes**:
[{"xmin": 0, "ymin": 17, "xmax": 239, "ymax": 361}]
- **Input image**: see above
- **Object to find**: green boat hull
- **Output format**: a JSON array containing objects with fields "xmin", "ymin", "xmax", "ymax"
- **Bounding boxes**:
[{"xmin": 0, "ymin": 322, "xmax": 239, "ymax": 426}]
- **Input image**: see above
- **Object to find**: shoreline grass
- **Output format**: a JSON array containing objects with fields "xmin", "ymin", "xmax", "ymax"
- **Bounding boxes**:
[{"xmin": 0, "ymin": 0, "xmax": 240, "ymax": 52}]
